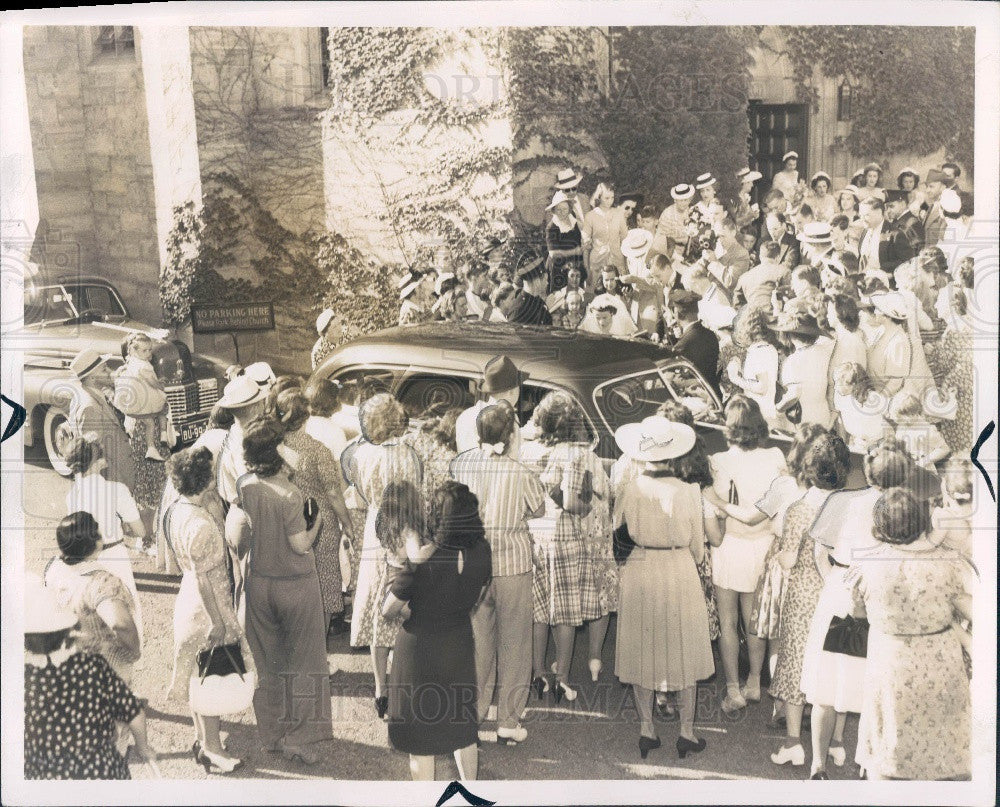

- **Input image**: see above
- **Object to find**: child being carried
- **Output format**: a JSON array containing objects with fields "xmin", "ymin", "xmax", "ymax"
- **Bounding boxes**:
[{"xmin": 113, "ymin": 333, "xmax": 169, "ymax": 462}]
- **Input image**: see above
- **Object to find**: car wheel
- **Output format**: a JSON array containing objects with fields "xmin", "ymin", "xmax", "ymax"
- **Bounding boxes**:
[{"xmin": 42, "ymin": 406, "xmax": 74, "ymax": 476}]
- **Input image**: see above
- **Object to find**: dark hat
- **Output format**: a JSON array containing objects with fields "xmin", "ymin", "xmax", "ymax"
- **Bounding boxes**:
[
  {"xmin": 925, "ymin": 168, "xmax": 949, "ymax": 184},
  {"xmin": 515, "ymin": 255, "xmax": 545, "ymax": 280},
  {"xmin": 668, "ymin": 289, "xmax": 702, "ymax": 306},
  {"xmin": 883, "ymin": 189, "xmax": 908, "ymax": 204},
  {"xmin": 481, "ymin": 355, "xmax": 527, "ymax": 395},
  {"xmin": 479, "ymin": 237, "xmax": 506, "ymax": 258},
  {"xmin": 618, "ymin": 191, "xmax": 644, "ymax": 207}
]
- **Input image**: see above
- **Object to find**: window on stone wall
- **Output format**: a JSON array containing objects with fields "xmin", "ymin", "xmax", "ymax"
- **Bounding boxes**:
[
  {"xmin": 320, "ymin": 27, "xmax": 331, "ymax": 88},
  {"xmin": 95, "ymin": 26, "xmax": 135, "ymax": 58},
  {"xmin": 837, "ymin": 79, "xmax": 853, "ymax": 122}
]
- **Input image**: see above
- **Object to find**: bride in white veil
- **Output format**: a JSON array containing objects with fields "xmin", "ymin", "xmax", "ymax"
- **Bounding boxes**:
[{"xmin": 579, "ymin": 293, "xmax": 638, "ymax": 337}]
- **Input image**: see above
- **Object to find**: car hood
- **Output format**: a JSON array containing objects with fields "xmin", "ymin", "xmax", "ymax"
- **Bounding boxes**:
[{"xmin": 23, "ymin": 319, "xmax": 171, "ymax": 373}]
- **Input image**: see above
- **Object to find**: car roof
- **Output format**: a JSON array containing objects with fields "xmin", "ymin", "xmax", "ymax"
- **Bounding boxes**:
[
  {"xmin": 317, "ymin": 322, "xmax": 678, "ymax": 387},
  {"xmin": 52, "ymin": 274, "xmax": 117, "ymax": 286}
]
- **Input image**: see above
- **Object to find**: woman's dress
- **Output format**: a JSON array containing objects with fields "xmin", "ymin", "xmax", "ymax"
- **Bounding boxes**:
[
  {"xmin": 164, "ymin": 498, "xmax": 250, "ymax": 703},
  {"xmin": 24, "ymin": 652, "xmax": 142, "ymax": 780},
  {"xmin": 614, "ymin": 475, "xmax": 715, "ymax": 691},
  {"xmin": 387, "ymin": 539, "xmax": 492, "ymax": 756},
  {"xmin": 931, "ymin": 326, "xmax": 974, "ymax": 454},
  {"xmin": 852, "ymin": 541, "xmax": 972, "ymax": 780},
  {"xmin": 284, "ymin": 428, "xmax": 345, "ymax": 617},
  {"xmin": 546, "ymin": 217, "xmax": 586, "ymax": 293},
  {"xmin": 346, "ymin": 440, "xmax": 422, "ymax": 648}
]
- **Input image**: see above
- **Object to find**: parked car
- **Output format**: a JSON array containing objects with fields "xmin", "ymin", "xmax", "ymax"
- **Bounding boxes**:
[
  {"xmin": 312, "ymin": 321, "xmax": 939, "ymax": 498},
  {"xmin": 22, "ymin": 274, "xmax": 228, "ymax": 474}
]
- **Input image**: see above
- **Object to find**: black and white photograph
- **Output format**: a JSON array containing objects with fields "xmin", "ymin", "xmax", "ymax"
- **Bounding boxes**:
[{"xmin": 1, "ymin": 2, "xmax": 997, "ymax": 805}]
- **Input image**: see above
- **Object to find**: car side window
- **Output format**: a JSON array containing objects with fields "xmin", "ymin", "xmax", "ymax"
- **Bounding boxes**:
[
  {"xmin": 329, "ymin": 368, "xmax": 396, "ymax": 402},
  {"xmin": 397, "ymin": 373, "xmax": 476, "ymax": 420}
]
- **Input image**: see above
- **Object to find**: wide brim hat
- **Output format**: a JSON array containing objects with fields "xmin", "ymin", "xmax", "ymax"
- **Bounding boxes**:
[
  {"xmin": 553, "ymin": 168, "xmax": 583, "ymax": 190},
  {"xmin": 515, "ymin": 255, "xmax": 546, "ymax": 279},
  {"xmin": 243, "ymin": 361, "xmax": 275, "ymax": 388},
  {"xmin": 671, "ymin": 183, "xmax": 695, "ymax": 201},
  {"xmin": 737, "ymin": 168, "xmax": 763, "ymax": 183},
  {"xmin": 217, "ymin": 375, "xmax": 268, "ymax": 409},
  {"xmin": 70, "ymin": 348, "xmax": 114, "ymax": 381},
  {"xmin": 316, "ymin": 308, "xmax": 336, "ymax": 336},
  {"xmin": 481, "ymin": 355, "xmax": 527, "ymax": 395},
  {"xmin": 695, "ymin": 173, "xmax": 717, "ymax": 190},
  {"xmin": 766, "ymin": 311, "xmax": 824, "ymax": 338},
  {"xmin": 620, "ymin": 228, "xmax": 653, "ymax": 259},
  {"xmin": 896, "ymin": 167, "xmax": 919, "ymax": 188},
  {"xmin": 797, "ymin": 222, "xmax": 833, "ymax": 245},
  {"xmin": 782, "ymin": 150, "xmax": 799, "ymax": 163},
  {"xmin": 869, "ymin": 291, "xmax": 909, "ymax": 321},
  {"xmin": 546, "ymin": 189, "xmax": 574, "ymax": 211},
  {"xmin": 615, "ymin": 416, "xmax": 697, "ymax": 463},
  {"xmin": 863, "ymin": 162, "xmax": 883, "ymax": 175},
  {"xmin": 810, "ymin": 171, "xmax": 832, "ymax": 189},
  {"xmin": 24, "ymin": 574, "xmax": 77, "ymax": 635}
]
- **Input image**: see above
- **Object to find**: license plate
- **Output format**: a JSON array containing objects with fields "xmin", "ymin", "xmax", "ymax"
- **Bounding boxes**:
[{"xmin": 181, "ymin": 422, "xmax": 207, "ymax": 443}]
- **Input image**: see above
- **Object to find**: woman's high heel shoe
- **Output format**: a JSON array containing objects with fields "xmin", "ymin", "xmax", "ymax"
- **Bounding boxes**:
[
  {"xmin": 374, "ymin": 695, "xmax": 389, "ymax": 719},
  {"xmin": 638, "ymin": 734, "xmax": 661, "ymax": 760},
  {"xmin": 588, "ymin": 658, "xmax": 603, "ymax": 682},
  {"xmin": 770, "ymin": 743, "xmax": 806, "ymax": 766},
  {"xmin": 828, "ymin": 744, "xmax": 846, "ymax": 767},
  {"xmin": 553, "ymin": 680, "xmax": 577, "ymax": 704},
  {"xmin": 676, "ymin": 735, "xmax": 707, "ymax": 759},
  {"xmin": 197, "ymin": 747, "xmax": 244, "ymax": 774},
  {"xmin": 532, "ymin": 675, "xmax": 550, "ymax": 701}
]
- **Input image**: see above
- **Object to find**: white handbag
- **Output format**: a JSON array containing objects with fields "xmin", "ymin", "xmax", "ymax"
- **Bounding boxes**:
[{"xmin": 188, "ymin": 644, "xmax": 256, "ymax": 717}]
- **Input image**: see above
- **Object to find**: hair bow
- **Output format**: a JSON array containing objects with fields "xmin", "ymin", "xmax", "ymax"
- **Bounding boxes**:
[{"xmin": 481, "ymin": 441, "xmax": 506, "ymax": 455}]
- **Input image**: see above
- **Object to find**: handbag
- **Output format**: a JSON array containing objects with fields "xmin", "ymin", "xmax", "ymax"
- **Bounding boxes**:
[
  {"xmin": 188, "ymin": 642, "xmax": 256, "ymax": 717},
  {"xmin": 612, "ymin": 523, "xmax": 635, "ymax": 565},
  {"xmin": 822, "ymin": 615, "xmax": 870, "ymax": 659}
]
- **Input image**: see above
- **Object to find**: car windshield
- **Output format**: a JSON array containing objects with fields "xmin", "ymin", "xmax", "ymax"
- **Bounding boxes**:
[
  {"xmin": 593, "ymin": 370, "xmax": 674, "ymax": 434},
  {"xmin": 24, "ymin": 283, "xmax": 127, "ymax": 325}
]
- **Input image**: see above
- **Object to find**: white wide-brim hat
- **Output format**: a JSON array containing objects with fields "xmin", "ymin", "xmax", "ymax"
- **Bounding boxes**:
[
  {"xmin": 797, "ymin": 222, "xmax": 833, "ymax": 244},
  {"xmin": 695, "ymin": 173, "xmax": 717, "ymax": 190},
  {"xmin": 243, "ymin": 361, "xmax": 276, "ymax": 388},
  {"xmin": 24, "ymin": 574, "xmax": 77, "ymax": 634},
  {"xmin": 620, "ymin": 228, "xmax": 653, "ymax": 259},
  {"xmin": 737, "ymin": 168, "xmax": 763, "ymax": 183},
  {"xmin": 615, "ymin": 416, "xmax": 697, "ymax": 463},
  {"xmin": 869, "ymin": 292, "xmax": 910, "ymax": 321},
  {"xmin": 547, "ymin": 190, "xmax": 574, "ymax": 211},
  {"xmin": 316, "ymin": 308, "xmax": 336, "ymax": 336},
  {"xmin": 217, "ymin": 375, "xmax": 268, "ymax": 409}
]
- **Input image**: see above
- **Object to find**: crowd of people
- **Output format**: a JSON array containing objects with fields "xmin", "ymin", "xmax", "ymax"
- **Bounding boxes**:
[{"xmin": 24, "ymin": 157, "xmax": 981, "ymax": 783}]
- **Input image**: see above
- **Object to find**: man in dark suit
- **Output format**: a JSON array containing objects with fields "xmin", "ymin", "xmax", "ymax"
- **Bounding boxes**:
[
  {"xmin": 507, "ymin": 257, "xmax": 553, "ymax": 326},
  {"xmin": 884, "ymin": 189, "xmax": 924, "ymax": 255},
  {"xmin": 667, "ymin": 290, "xmax": 721, "ymax": 398},
  {"xmin": 755, "ymin": 189, "xmax": 800, "ymax": 271},
  {"xmin": 921, "ymin": 168, "xmax": 949, "ymax": 248},
  {"xmin": 858, "ymin": 196, "xmax": 914, "ymax": 276}
]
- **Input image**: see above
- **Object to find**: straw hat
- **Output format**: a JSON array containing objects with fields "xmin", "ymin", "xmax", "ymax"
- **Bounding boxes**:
[
  {"xmin": 553, "ymin": 168, "xmax": 583, "ymax": 190},
  {"xmin": 614, "ymin": 416, "xmax": 697, "ymax": 463},
  {"xmin": 243, "ymin": 361, "xmax": 276, "ymax": 389},
  {"xmin": 695, "ymin": 173, "xmax": 717, "ymax": 190},
  {"xmin": 69, "ymin": 348, "xmax": 113, "ymax": 381},
  {"xmin": 217, "ymin": 375, "xmax": 267, "ymax": 409},
  {"xmin": 737, "ymin": 167, "xmax": 763, "ymax": 183},
  {"xmin": 546, "ymin": 190, "xmax": 574, "ymax": 211},
  {"xmin": 797, "ymin": 222, "xmax": 833, "ymax": 245},
  {"xmin": 620, "ymin": 228, "xmax": 653, "ymax": 259},
  {"xmin": 315, "ymin": 308, "xmax": 336, "ymax": 336},
  {"xmin": 671, "ymin": 184, "xmax": 695, "ymax": 201}
]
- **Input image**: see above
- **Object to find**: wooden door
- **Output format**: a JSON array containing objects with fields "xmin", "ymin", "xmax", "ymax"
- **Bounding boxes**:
[{"xmin": 748, "ymin": 102, "xmax": 810, "ymax": 191}]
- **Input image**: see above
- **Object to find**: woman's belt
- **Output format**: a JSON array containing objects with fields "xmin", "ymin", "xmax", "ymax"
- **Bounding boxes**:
[
  {"xmin": 885, "ymin": 624, "xmax": 952, "ymax": 638},
  {"xmin": 636, "ymin": 545, "xmax": 686, "ymax": 551}
]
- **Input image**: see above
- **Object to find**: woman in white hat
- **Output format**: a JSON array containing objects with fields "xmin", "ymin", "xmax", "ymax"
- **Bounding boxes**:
[
  {"xmin": 545, "ymin": 190, "xmax": 586, "ymax": 293},
  {"xmin": 24, "ymin": 574, "xmax": 158, "ymax": 779},
  {"xmin": 694, "ymin": 174, "xmax": 725, "ymax": 225},
  {"xmin": 579, "ymin": 294, "xmax": 637, "ymax": 338},
  {"xmin": 770, "ymin": 151, "xmax": 801, "ymax": 205},
  {"xmin": 806, "ymin": 172, "xmax": 837, "ymax": 223},
  {"xmin": 613, "ymin": 417, "xmax": 715, "ymax": 760},
  {"xmin": 732, "ymin": 168, "xmax": 763, "ymax": 231},
  {"xmin": 652, "ymin": 184, "xmax": 695, "ymax": 257},
  {"xmin": 311, "ymin": 308, "xmax": 342, "ymax": 370},
  {"xmin": 398, "ymin": 271, "xmax": 435, "ymax": 326}
]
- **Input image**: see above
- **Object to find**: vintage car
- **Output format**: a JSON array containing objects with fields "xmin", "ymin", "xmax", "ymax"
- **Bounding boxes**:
[
  {"xmin": 312, "ymin": 321, "xmax": 942, "ymax": 496},
  {"xmin": 22, "ymin": 274, "xmax": 228, "ymax": 474},
  {"xmin": 312, "ymin": 321, "xmax": 728, "ymax": 461}
]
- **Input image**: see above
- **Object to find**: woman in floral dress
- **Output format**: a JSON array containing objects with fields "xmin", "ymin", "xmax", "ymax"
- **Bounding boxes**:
[
  {"xmin": 345, "ymin": 394, "xmax": 422, "ymax": 714},
  {"xmin": 768, "ymin": 433, "xmax": 851, "ymax": 771},
  {"xmin": 273, "ymin": 388, "xmax": 354, "ymax": 634},
  {"xmin": 129, "ymin": 418, "xmax": 167, "ymax": 552},
  {"xmin": 851, "ymin": 487, "xmax": 972, "ymax": 780},
  {"xmin": 400, "ymin": 407, "xmax": 462, "ymax": 519},
  {"xmin": 930, "ymin": 289, "xmax": 974, "ymax": 455}
]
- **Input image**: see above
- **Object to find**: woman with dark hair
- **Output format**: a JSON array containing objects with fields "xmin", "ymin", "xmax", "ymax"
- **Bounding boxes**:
[
  {"xmin": 528, "ymin": 391, "xmax": 616, "ymax": 696},
  {"xmin": 896, "ymin": 167, "xmax": 925, "ymax": 216},
  {"xmin": 44, "ymin": 512, "xmax": 141, "ymax": 682},
  {"xmin": 726, "ymin": 307, "xmax": 782, "ymax": 427},
  {"xmin": 164, "ymin": 446, "xmax": 249, "ymax": 773},
  {"xmin": 24, "ymin": 575, "xmax": 157, "ymax": 779},
  {"xmin": 807, "ymin": 172, "xmax": 836, "ymax": 223},
  {"xmin": 705, "ymin": 395, "xmax": 787, "ymax": 714},
  {"xmin": 825, "ymin": 293, "xmax": 868, "ymax": 409},
  {"xmin": 770, "ymin": 311, "xmax": 835, "ymax": 429},
  {"xmin": 225, "ymin": 416, "xmax": 331, "ymax": 765},
  {"xmin": 856, "ymin": 162, "xmax": 884, "ymax": 205},
  {"xmin": 545, "ymin": 193, "xmax": 586, "ymax": 293},
  {"xmin": 383, "ymin": 481, "xmax": 491, "ymax": 780},
  {"xmin": 613, "ymin": 418, "xmax": 716, "ymax": 760},
  {"xmin": 345, "ymin": 393, "xmax": 422, "ymax": 714},
  {"xmin": 767, "ymin": 433, "xmax": 852, "ymax": 770},
  {"xmin": 304, "ymin": 378, "xmax": 347, "ymax": 463},
  {"xmin": 274, "ymin": 387, "xmax": 354, "ymax": 637},
  {"xmin": 799, "ymin": 438, "xmax": 916, "ymax": 779},
  {"xmin": 850, "ymin": 487, "xmax": 972, "ymax": 780}
]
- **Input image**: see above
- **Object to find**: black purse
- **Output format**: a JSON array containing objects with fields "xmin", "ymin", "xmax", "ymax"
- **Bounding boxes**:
[
  {"xmin": 612, "ymin": 523, "xmax": 635, "ymax": 564},
  {"xmin": 822, "ymin": 615, "xmax": 870, "ymax": 659},
  {"xmin": 196, "ymin": 642, "xmax": 248, "ymax": 679}
]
